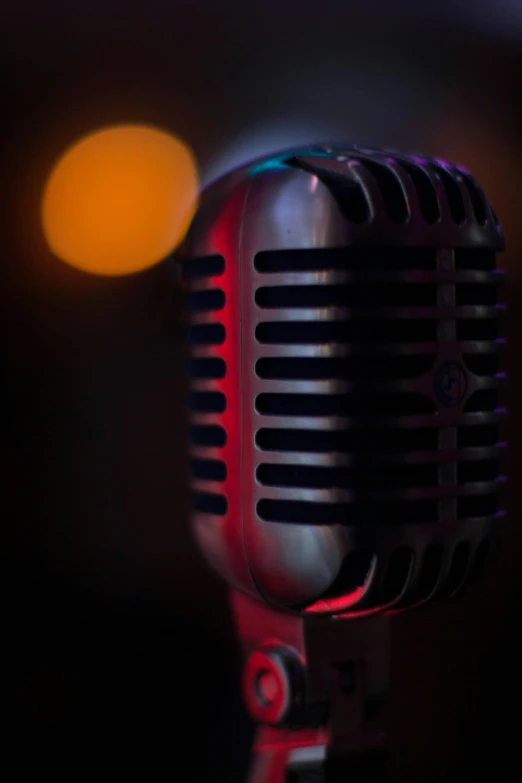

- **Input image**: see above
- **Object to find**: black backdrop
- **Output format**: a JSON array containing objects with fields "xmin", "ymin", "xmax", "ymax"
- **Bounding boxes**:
[{"xmin": 1, "ymin": 2, "xmax": 522, "ymax": 779}]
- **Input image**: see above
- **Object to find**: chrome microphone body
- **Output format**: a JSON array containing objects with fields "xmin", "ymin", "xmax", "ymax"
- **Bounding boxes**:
[{"xmin": 183, "ymin": 145, "xmax": 505, "ymax": 781}]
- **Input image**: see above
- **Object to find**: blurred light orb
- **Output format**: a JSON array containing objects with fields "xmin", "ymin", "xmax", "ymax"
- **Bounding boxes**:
[{"xmin": 42, "ymin": 124, "xmax": 199, "ymax": 276}]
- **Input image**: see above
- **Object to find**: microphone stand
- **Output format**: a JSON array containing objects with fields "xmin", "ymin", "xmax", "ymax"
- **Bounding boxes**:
[{"xmin": 232, "ymin": 590, "xmax": 391, "ymax": 782}]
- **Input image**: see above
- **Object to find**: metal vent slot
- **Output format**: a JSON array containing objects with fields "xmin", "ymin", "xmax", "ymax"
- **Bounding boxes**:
[
  {"xmin": 256, "ymin": 462, "xmax": 438, "ymax": 489},
  {"xmin": 455, "ymin": 249, "xmax": 495, "ymax": 271},
  {"xmin": 457, "ymin": 494, "xmax": 499, "ymax": 520},
  {"xmin": 187, "ymin": 323, "xmax": 226, "ymax": 345},
  {"xmin": 467, "ymin": 539, "xmax": 492, "ymax": 587},
  {"xmin": 456, "ymin": 285, "xmax": 498, "ymax": 306},
  {"xmin": 286, "ymin": 157, "xmax": 369, "ymax": 223},
  {"xmin": 255, "ymin": 247, "xmax": 436, "ymax": 273},
  {"xmin": 459, "ymin": 175, "xmax": 488, "ymax": 225},
  {"xmin": 326, "ymin": 177, "xmax": 369, "ymax": 223},
  {"xmin": 186, "ymin": 254, "xmax": 225, "ymax": 278},
  {"xmin": 255, "ymin": 355, "xmax": 435, "ymax": 381},
  {"xmin": 255, "ymin": 319, "xmax": 438, "ymax": 344},
  {"xmin": 440, "ymin": 542, "xmax": 471, "ymax": 595},
  {"xmin": 374, "ymin": 548, "xmax": 413, "ymax": 603},
  {"xmin": 255, "ymin": 284, "xmax": 437, "ymax": 309},
  {"xmin": 463, "ymin": 354, "xmax": 499, "ymax": 376},
  {"xmin": 257, "ymin": 498, "xmax": 439, "ymax": 524},
  {"xmin": 397, "ymin": 161, "xmax": 440, "ymax": 223},
  {"xmin": 463, "ymin": 390, "xmax": 499, "ymax": 413},
  {"xmin": 255, "ymin": 392, "xmax": 434, "ymax": 417},
  {"xmin": 433, "ymin": 165, "xmax": 466, "ymax": 224},
  {"xmin": 457, "ymin": 319, "xmax": 499, "ymax": 341},
  {"xmin": 457, "ymin": 459, "xmax": 500, "ymax": 484},
  {"xmin": 190, "ymin": 459, "xmax": 227, "ymax": 482},
  {"xmin": 457, "ymin": 425, "xmax": 499, "ymax": 448},
  {"xmin": 409, "ymin": 544, "xmax": 444, "ymax": 601},
  {"xmin": 187, "ymin": 357, "xmax": 226, "ymax": 379},
  {"xmin": 191, "ymin": 491, "xmax": 228, "ymax": 516},
  {"xmin": 319, "ymin": 550, "xmax": 374, "ymax": 600},
  {"xmin": 187, "ymin": 288, "xmax": 226, "ymax": 311},
  {"xmin": 358, "ymin": 159, "xmax": 408, "ymax": 222},
  {"xmin": 255, "ymin": 427, "xmax": 439, "ymax": 453},
  {"xmin": 189, "ymin": 391, "xmax": 226, "ymax": 413},
  {"xmin": 189, "ymin": 425, "xmax": 227, "ymax": 447}
]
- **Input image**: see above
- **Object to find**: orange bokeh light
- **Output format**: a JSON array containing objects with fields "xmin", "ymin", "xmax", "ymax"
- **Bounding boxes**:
[{"xmin": 42, "ymin": 124, "xmax": 199, "ymax": 276}]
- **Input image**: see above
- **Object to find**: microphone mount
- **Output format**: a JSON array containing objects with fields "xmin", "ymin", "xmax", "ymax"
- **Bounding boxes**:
[{"xmin": 233, "ymin": 589, "xmax": 390, "ymax": 782}]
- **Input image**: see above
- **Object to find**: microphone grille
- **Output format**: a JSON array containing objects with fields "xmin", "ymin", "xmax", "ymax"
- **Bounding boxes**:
[{"xmin": 184, "ymin": 146, "xmax": 506, "ymax": 614}]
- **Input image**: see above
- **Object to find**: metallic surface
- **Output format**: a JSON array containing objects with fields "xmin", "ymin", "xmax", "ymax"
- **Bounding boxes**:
[{"xmin": 183, "ymin": 144, "xmax": 506, "ymax": 616}]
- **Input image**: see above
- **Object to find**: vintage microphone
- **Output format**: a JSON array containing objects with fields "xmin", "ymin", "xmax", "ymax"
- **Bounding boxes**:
[{"xmin": 182, "ymin": 145, "xmax": 506, "ymax": 781}]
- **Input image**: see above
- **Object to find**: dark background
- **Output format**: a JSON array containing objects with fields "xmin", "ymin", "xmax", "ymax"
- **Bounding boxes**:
[{"xmin": 1, "ymin": 1, "xmax": 522, "ymax": 779}]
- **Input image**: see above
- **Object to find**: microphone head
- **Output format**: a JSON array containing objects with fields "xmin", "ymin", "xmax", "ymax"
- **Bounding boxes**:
[{"xmin": 183, "ymin": 144, "xmax": 506, "ymax": 616}]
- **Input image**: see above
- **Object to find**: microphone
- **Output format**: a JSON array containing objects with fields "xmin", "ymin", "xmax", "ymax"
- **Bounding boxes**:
[{"xmin": 182, "ymin": 144, "xmax": 506, "ymax": 780}]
